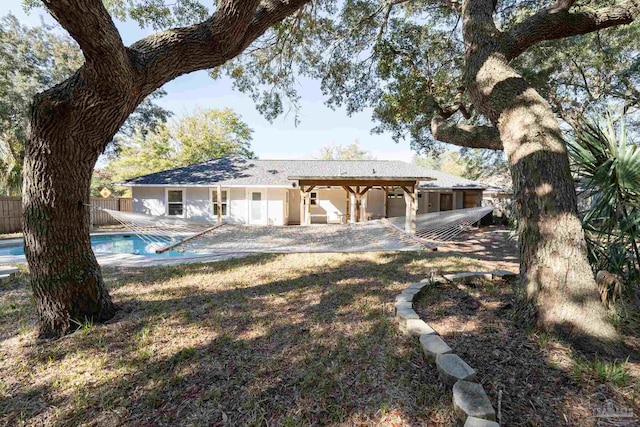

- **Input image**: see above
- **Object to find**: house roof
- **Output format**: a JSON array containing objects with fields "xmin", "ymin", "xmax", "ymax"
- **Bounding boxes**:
[
  {"xmin": 418, "ymin": 169, "xmax": 485, "ymax": 190},
  {"xmin": 121, "ymin": 156, "xmax": 484, "ymax": 189}
]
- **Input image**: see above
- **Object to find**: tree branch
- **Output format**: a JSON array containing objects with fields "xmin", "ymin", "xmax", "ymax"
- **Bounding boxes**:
[
  {"xmin": 503, "ymin": 0, "xmax": 640, "ymax": 61},
  {"xmin": 431, "ymin": 115, "xmax": 502, "ymax": 150},
  {"xmin": 41, "ymin": 0, "xmax": 131, "ymax": 84},
  {"xmin": 131, "ymin": 0, "xmax": 309, "ymax": 97}
]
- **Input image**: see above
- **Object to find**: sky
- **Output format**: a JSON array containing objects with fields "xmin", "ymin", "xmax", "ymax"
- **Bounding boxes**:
[{"xmin": 1, "ymin": 1, "xmax": 418, "ymax": 162}]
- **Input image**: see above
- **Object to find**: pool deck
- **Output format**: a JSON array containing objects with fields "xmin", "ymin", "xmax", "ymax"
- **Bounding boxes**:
[{"xmin": 0, "ymin": 221, "xmax": 424, "ymax": 267}]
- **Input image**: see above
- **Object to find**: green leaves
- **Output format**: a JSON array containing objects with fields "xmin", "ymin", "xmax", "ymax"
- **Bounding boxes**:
[
  {"xmin": 568, "ymin": 113, "xmax": 640, "ymax": 287},
  {"xmin": 104, "ymin": 107, "xmax": 255, "ymax": 183},
  {"xmin": 105, "ymin": 0, "xmax": 209, "ymax": 30}
]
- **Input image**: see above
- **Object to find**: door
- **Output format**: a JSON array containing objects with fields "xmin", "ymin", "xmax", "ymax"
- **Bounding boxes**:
[
  {"xmin": 440, "ymin": 193, "xmax": 453, "ymax": 211},
  {"xmin": 249, "ymin": 190, "xmax": 266, "ymax": 224},
  {"xmin": 387, "ymin": 190, "xmax": 406, "ymax": 217}
]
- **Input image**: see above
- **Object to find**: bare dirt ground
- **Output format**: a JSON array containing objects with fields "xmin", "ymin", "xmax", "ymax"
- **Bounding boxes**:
[{"xmin": 414, "ymin": 276, "xmax": 640, "ymax": 426}]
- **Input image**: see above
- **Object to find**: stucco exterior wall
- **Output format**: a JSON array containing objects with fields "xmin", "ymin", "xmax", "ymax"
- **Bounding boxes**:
[
  {"xmin": 132, "ymin": 187, "xmax": 166, "ymax": 216},
  {"xmin": 289, "ymin": 189, "xmax": 301, "ymax": 225},
  {"xmin": 366, "ymin": 188, "xmax": 386, "ymax": 219},
  {"xmin": 228, "ymin": 187, "xmax": 247, "ymax": 225},
  {"xmin": 186, "ymin": 187, "xmax": 211, "ymax": 220},
  {"xmin": 266, "ymin": 188, "xmax": 287, "ymax": 226},
  {"xmin": 311, "ymin": 188, "xmax": 347, "ymax": 224},
  {"xmin": 131, "ymin": 185, "xmax": 481, "ymax": 225}
]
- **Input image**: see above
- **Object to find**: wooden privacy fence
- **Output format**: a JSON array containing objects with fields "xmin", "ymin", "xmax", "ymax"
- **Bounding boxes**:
[{"xmin": 0, "ymin": 197, "xmax": 133, "ymax": 234}]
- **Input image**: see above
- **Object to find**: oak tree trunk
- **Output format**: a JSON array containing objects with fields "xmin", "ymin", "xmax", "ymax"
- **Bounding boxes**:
[
  {"xmin": 23, "ymin": 0, "xmax": 309, "ymax": 339},
  {"xmin": 23, "ymin": 73, "xmax": 131, "ymax": 338},
  {"xmin": 463, "ymin": 4, "xmax": 619, "ymax": 350}
]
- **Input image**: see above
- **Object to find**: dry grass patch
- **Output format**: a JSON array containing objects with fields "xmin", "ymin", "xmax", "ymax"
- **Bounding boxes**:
[
  {"xmin": 415, "ymin": 277, "xmax": 640, "ymax": 427},
  {"xmin": 0, "ymin": 251, "xmax": 486, "ymax": 427}
]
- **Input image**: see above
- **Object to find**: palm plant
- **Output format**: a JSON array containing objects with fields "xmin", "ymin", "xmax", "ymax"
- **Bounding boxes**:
[{"xmin": 568, "ymin": 114, "xmax": 640, "ymax": 307}]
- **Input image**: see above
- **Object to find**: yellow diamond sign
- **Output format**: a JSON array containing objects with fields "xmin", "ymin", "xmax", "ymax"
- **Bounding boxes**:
[{"xmin": 100, "ymin": 187, "xmax": 112, "ymax": 198}]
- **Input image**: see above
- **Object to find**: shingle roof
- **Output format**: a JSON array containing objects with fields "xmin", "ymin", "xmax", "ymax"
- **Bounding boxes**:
[
  {"xmin": 121, "ymin": 156, "xmax": 483, "ymax": 189},
  {"xmin": 418, "ymin": 169, "xmax": 485, "ymax": 190}
]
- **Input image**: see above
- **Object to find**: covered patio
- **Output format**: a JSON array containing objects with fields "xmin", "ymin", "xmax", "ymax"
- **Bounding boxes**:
[{"xmin": 292, "ymin": 169, "xmax": 435, "ymax": 234}]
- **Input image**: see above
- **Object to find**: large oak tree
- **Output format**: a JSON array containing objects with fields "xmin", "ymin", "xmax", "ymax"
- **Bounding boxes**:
[
  {"xmin": 24, "ymin": 0, "xmax": 308, "ymax": 338},
  {"xmin": 225, "ymin": 0, "xmax": 640, "ymax": 351},
  {"xmin": 22, "ymin": 0, "xmax": 640, "ymax": 351}
]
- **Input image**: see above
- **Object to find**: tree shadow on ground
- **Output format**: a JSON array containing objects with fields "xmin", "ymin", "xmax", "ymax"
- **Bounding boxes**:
[
  {"xmin": 413, "ymin": 277, "xmax": 639, "ymax": 427},
  {"xmin": 2, "ymin": 251, "xmax": 476, "ymax": 427}
]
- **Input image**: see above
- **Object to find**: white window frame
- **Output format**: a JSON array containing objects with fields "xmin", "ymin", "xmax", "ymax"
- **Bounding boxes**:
[
  {"xmin": 310, "ymin": 191, "xmax": 318, "ymax": 205},
  {"xmin": 165, "ymin": 187, "xmax": 186, "ymax": 218},
  {"xmin": 210, "ymin": 187, "xmax": 230, "ymax": 218}
]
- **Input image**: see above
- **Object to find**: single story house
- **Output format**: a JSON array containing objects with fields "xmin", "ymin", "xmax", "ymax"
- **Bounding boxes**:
[{"xmin": 121, "ymin": 157, "xmax": 485, "ymax": 232}]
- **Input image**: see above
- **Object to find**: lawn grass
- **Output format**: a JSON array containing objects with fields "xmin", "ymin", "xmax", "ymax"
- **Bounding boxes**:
[{"xmin": 0, "ymin": 251, "xmax": 486, "ymax": 427}]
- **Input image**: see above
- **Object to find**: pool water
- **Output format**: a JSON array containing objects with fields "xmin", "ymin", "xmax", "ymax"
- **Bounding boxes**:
[{"xmin": 0, "ymin": 234, "xmax": 190, "ymax": 257}]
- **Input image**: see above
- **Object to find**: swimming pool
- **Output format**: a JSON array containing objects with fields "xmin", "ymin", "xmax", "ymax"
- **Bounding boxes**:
[{"xmin": 0, "ymin": 234, "xmax": 191, "ymax": 258}]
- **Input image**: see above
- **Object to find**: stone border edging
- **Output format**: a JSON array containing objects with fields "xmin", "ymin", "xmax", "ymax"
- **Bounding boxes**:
[{"xmin": 394, "ymin": 270, "xmax": 517, "ymax": 426}]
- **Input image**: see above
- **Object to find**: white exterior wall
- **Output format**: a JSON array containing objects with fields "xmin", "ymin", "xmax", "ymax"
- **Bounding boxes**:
[
  {"xmin": 311, "ymin": 188, "xmax": 347, "ymax": 224},
  {"xmin": 266, "ymin": 188, "xmax": 287, "ymax": 226},
  {"xmin": 228, "ymin": 187, "xmax": 248, "ymax": 225},
  {"xmin": 133, "ymin": 187, "xmax": 166, "ymax": 216},
  {"xmin": 186, "ymin": 187, "xmax": 211, "ymax": 220},
  {"xmin": 366, "ymin": 188, "xmax": 386, "ymax": 219},
  {"xmin": 131, "ymin": 185, "xmax": 473, "ymax": 224},
  {"xmin": 289, "ymin": 189, "xmax": 301, "ymax": 225}
]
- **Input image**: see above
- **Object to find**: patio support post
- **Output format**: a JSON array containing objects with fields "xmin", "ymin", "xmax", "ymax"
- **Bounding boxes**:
[
  {"xmin": 403, "ymin": 184, "xmax": 416, "ymax": 234},
  {"xmin": 303, "ymin": 189, "xmax": 312, "ymax": 226},
  {"xmin": 216, "ymin": 184, "xmax": 222, "ymax": 224},
  {"xmin": 299, "ymin": 188, "xmax": 305, "ymax": 226},
  {"xmin": 355, "ymin": 186, "xmax": 360, "ymax": 222},
  {"xmin": 358, "ymin": 186, "xmax": 370, "ymax": 222},
  {"xmin": 384, "ymin": 186, "xmax": 389, "ymax": 218},
  {"xmin": 344, "ymin": 186, "xmax": 350, "ymax": 224}
]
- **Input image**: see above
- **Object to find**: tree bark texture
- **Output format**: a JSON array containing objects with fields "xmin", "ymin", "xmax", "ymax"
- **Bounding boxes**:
[
  {"xmin": 460, "ymin": 0, "xmax": 621, "ymax": 347},
  {"xmin": 25, "ymin": 0, "xmax": 309, "ymax": 338}
]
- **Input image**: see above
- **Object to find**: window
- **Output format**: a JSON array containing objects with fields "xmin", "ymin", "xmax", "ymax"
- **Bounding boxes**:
[
  {"xmin": 310, "ymin": 192, "xmax": 318, "ymax": 205},
  {"xmin": 212, "ymin": 189, "xmax": 229, "ymax": 216},
  {"xmin": 166, "ymin": 189, "xmax": 184, "ymax": 217}
]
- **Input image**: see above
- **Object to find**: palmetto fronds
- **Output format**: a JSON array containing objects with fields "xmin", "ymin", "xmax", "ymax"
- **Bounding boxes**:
[{"xmin": 568, "ymin": 114, "xmax": 640, "ymax": 304}]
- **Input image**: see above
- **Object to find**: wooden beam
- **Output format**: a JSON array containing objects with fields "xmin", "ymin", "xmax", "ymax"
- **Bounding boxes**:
[
  {"xmin": 345, "ymin": 187, "xmax": 350, "ymax": 223},
  {"xmin": 404, "ymin": 189, "xmax": 416, "ymax": 234},
  {"xmin": 358, "ymin": 186, "xmax": 371, "ymax": 196},
  {"xmin": 342, "ymin": 185, "xmax": 356, "ymax": 195},
  {"xmin": 355, "ymin": 186, "xmax": 360, "ymax": 222},
  {"xmin": 400, "ymin": 185, "xmax": 415, "ymax": 200},
  {"xmin": 300, "ymin": 179, "xmax": 420, "ymax": 187},
  {"xmin": 384, "ymin": 186, "xmax": 389, "ymax": 218},
  {"xmin": 305, "ymin": 191, "xmax": 312, "ymax": 225},
  {"xmin": 216, "ymin": 184, "xmax": 222, "ymax": 224},
  {"xmin": 156, "ymin": 222, "xmax": 225, "ymax": 254},
  {"xmin": 299, "ymin": 188, "xmax": 305, "ymax": 226}
]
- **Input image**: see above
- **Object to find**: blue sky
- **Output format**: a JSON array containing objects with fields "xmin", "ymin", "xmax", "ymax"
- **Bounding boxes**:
[{"xmin": 2, "ymin": 1, "xmax": 417, "ymax": 161}]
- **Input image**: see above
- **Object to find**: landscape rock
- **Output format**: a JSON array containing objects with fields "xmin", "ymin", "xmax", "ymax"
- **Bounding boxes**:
[
  {"xmin": 407, "ymin": 282, "xmax": 428, "ymax": 291},
  {"xmin": 403, "ymin": 319, "xmax": 437, "ymax": 336},
  {"xmin": 453, "ymin": 380, "xmax": 496, "ymax": 421},
  {"xmin": 464, "ymin": 416, "xmax": 500, "ymax": 426},
  {"xmin": 443, "ymin": 272, "xmax": 492, "ymax": 282},
  {"xmin": 395, "ymin": 307, "xmax": 419, "ymax": 322},
  {"xmin": 436, "ymin": 353, "xmax": 476, "ymax": 386},
  {"xmin": 394, "ymin": 301, "xmax": 412, "ymax": 312},
  {"xmin": 490, "ymin": 270, "xmax": 517, "ymax": 279},
  {"xmin": 419, "ymin": 333, "xmax": 452, "ymax": 361}
]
